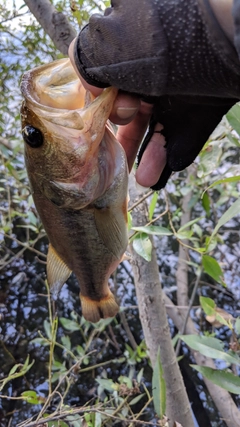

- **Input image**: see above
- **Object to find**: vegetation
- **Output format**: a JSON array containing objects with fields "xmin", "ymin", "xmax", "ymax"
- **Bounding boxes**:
[{"xmin": 0, "ymin": 1, "xmax": 240, "ymax": 426}]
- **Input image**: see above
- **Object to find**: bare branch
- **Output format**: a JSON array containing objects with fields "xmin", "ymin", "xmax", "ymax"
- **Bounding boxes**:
[
  {"xmin": 23, "ymin": 0, "xmax": 76, "ymax": 55},
  {"xmin": 129, "ymin": 176, "xmax": 194, "ymax": 427},
  {"xmin": 175, "ymin": 170, "xmax": 194, "ymax": 307}
]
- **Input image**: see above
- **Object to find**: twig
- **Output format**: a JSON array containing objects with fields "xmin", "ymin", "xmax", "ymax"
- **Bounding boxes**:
[
  {"xmin": 128, "ymin": 190, "xmax": 153, "ymax": 212},
  {"xmin": 128, "ymin": 396, "xmax": 154, "ymax": 427},
  {"xmin": 17, "ymin": 403, "xmax": 159, "ymax": 427},
  {"xmin": 129, "ymin": 208, "xmax": 168, "ymax": 242},
  {"xmin": 0, "ymin": 234, "xmax": 46, "ymax": 271},
  {"xmin": 119, "ymin": 311, "xmax": 138, "ymax": 351},
  {"xmin": 175, "ymin": 270, "xmax": 202, "ymax": 357}
]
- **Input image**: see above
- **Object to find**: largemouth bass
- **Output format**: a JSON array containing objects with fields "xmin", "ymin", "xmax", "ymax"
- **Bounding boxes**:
[{"xmin": 20, "ymin": 58, "xmax": 128, "ymax": 323}]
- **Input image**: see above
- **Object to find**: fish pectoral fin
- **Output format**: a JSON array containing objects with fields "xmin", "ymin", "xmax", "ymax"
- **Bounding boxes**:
[
  {"xmin": 47, "ymin": 244, "xmax": 72, "ymax": 298},
  {"xmin": 94, "ymin": 206, "xmax": 128, "ymax": 259},
  {"xmin": 80, "ymin": 291, "xmax": 119, "ymax": 323}
]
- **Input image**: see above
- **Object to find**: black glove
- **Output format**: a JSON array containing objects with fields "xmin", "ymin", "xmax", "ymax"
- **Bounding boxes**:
[
  {"xmin": 74, "ymin": 0, "xmax": 240, "ymax": 97},
  {"xmin": 137, "ymin": 96, "xmax": 236, "ymax": 190},
  {"xmin": 73, "ymin": 0, "xmax": 240, "ymax": 189}
]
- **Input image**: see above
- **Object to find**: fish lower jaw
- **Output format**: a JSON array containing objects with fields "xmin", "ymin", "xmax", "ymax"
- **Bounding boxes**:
[{"xmin": 80, "ymin": 291, "xmax": 119, "ymax": 323}]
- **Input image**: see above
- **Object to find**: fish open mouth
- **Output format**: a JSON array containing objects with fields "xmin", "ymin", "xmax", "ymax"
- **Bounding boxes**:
[
  {"xmin": 33, "ymin": 58, "xmax": 89, "ymax": 111},
  {"xmin": 21, "ymin": 58, "xmax": 122, "ymax": 207},
  {"xmin": 21, "ymin": 58, "xmax": 118, "ymax": 132}
]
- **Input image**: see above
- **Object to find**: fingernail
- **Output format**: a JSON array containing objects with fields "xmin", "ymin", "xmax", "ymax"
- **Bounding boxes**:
[
  {"xmin": 134, "ymin": 175, "xmax": 150, "ymax": 192},
  {"xmin": 116, "ymin": 107, "xmax": 138, "ymax": 119}
]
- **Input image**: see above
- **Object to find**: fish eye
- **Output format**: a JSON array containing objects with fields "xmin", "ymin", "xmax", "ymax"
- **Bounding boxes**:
[{"xmin": 22, "ymin": 125, "xmax": 43, "ymax": 148}]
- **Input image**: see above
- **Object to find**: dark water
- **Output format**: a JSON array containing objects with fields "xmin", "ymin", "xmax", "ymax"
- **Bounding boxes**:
[{"xmin": 0, "ymin": 186, "xmax": 239, "ymax": 427}]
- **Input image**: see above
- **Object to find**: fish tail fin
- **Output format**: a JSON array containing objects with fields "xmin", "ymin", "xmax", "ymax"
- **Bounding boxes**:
[{"xmin": 80, "ymin": 291, "xmax": 119, "ymax": 323}]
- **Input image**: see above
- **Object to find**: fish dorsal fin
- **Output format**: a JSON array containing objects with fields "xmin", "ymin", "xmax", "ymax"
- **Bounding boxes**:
[
  {"xmin": 47, "ymin": 244, "xmax": 72, "ymax": 298},
  {"xmin": 94, "ymin": 206, "xmax": 128, "ymax": 260}
]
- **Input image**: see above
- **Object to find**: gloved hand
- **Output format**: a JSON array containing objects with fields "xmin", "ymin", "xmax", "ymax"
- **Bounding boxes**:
[
  {"xmin": 73, "ymin": 0, "xmax": 240, "ymax": 189},
  {"xmin": 137, "ymin": 95, "xmax": 236, "ymax": 190}
]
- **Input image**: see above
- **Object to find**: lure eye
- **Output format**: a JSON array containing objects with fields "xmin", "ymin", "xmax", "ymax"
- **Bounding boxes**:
[{"xmin": 22, "ymin": 125, "xmax": 43, "ymax": 148}]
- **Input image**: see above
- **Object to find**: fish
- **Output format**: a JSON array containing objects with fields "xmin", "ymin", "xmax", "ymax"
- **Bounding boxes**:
[{"xmin": 20, "ymin": 58, "xmax": 129, "ymax": 323}]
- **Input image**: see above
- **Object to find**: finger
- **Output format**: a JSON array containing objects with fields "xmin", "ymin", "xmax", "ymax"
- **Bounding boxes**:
[
  {"xmin": 109, "ymin": 92, "xmax": 140, "ymax": 125},
  {"xmin": 135, "ymin": 123, "xmax": 167, "ymax": 188},
  {"xmin": 117, "ymin": 102, "xmax": 153, "ymax": 171},
  {"xmin": 69, "ymin": 39, "xmax": 103, "ymax": 96}
]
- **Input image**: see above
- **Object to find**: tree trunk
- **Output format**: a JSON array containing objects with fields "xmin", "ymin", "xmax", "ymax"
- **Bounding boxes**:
[
  {"xmin": 129, "ymin": 177, "xmax": 194, "ymax": 427},
  {"xmin": 24, "ymin": 0, "xmax": 76, "ymax": 55}
]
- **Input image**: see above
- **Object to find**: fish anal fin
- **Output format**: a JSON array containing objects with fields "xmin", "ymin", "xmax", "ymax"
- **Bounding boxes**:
[
  {"xmin": 94, "ymin": 207, "xmax": 128, "ymax": 260},
  {"xmin": 47, "ymin": 244, "xmax": 72, "ymax": 298},
  {"xmin": 80, "ymin": 291, "xmax": 119, "ymax": 323}
]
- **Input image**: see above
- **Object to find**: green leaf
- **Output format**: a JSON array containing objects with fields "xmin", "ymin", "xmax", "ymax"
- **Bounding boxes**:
[
  {"xmin": 210, "ymin": 198, "xmax": 240, "ymax": 241},
  {"xmin": 47, "ymin": 422, "xmax": 69, "ymax": 427},
  {"xmin": 30, "ymin": 338, "xmax": 49, "ymax": 346},
  {"xmin": 61, "ymin": 335, "xmax": 71, "ymax": 350},
  {"xmin": 127, "ymin": 211, "xmax": 132, "ymax": 231},
  {"xmin": 202, "ymin": 255, "xmax": 225, "ymax": 286},
  {"xmin": 202, "ymin": 192, "xmax": 211, "ymax": 217},
  {"xmin": 235, "ymin": 318, "xmax": 240, "ymax": 335},
  {"xmin": 149, "ymin": 192, "xmax": 158, "ymax": 221},
  {"xmin": 44, "ymin": 320, "xmax": 52, "ymax": 339},
  {"xmin": 180, "ymin": 335, "xmax": 240, "ymax": 365},
  {"xmin": 175, "ymin": 230, "xmax": 193, "ymax": 240},
  {"xmin": 198, "ymin": 144, "xmax": 222, "ymax": 176},
  {"xmin": 60, "ymin": 317, "xmax": 81, "ymax": 331},
  {"xmin": 93, "ymin": 317, "xmax": 114, "ymax": 330},
  {"xmin": 96, "ymin": 378, "xmax": 115, "ymax": 392},
  {"xmin": 132, "ymin": 232, "xmax": 152, "ymax": 261},
  {"xmin": 203, "ymin": 175, "xmax": 240, "ymax": 196},
  {"xmin": 205, "ymin": 235, "xmax": 218, "ymax": 253},
  {"xmin": 28, "ymin": 210, "xmax": 38, "ymax": 226},
  {"xmin": 178, "ymin": 217, "xmax": 203, "ymax": 233},
  {"xmin": 94, "ymin": 412, "xmax": 102, "ymax": 427},
  {"xmin": 132, "ymin": 225, "xmax": 173, "ymax": 236},
  {"xmin": 21, "ymin": 390, "xmax": 42, "ymax": 405},
  {"xmin": 226, "ymin": 103, "xmax": 240, "ymax": 135},
  {"xmin": 9, "ymin": 364, "xmax": 22, "ymax": 376},
  {"xmin": 0, "ymin": 356, "xmax": 34, "ymax": 391},
  {"xmin": 200, "ymin": 296, "xmax": 215, "ymax": 316},
  {"xmin": 200, "ymin": 297, "xmax": 232, "ymax": 328},
  {"xmin": 193, "ymin": 223, "xmax": 203, "ymax": 238},
  {"xmin": 119, "ymin": 375, "xmax": 132, "ymax": 388},
  {"xmin": 129, "ymin": 393, "xmax": 145, "ymax": 406},
  {"xmin": 191, "ymin": 365, "xmax": 240, "ymax": 394},
  {"xmin": 137, "ymin": 367, "xmax": 144, "ymax": 383},
  {"xmin": 171, "ymin": 334, "xmax": 180, "ymax": 348},
  {"xmin": 227, "ymin": 133, "xmax": 240, "ymax": 147},
  {"xmin": 152, "ymin": 349, "xmax": 166, "ymax": 418}
]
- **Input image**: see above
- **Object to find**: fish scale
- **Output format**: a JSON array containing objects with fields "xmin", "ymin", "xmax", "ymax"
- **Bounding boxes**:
[{"xmin": 21, "ymin": 58, "xmax": 129, "ymax": 323}]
